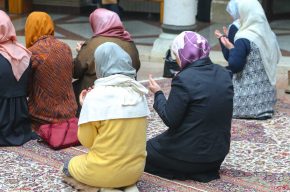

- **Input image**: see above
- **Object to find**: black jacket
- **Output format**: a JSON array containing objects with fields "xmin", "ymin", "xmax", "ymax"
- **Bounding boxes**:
[{"xmin": 150, "ymin": 57, "xmax": 234, "ymax": 163}]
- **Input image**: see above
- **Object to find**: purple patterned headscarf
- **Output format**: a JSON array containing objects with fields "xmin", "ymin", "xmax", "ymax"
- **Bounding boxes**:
[{"xmin": 171, "ymin": 31, "xmax": 211, "ymax": 69}]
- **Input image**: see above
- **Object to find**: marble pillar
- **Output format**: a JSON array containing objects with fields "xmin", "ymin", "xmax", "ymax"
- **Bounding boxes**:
[{"xmin": 151, "ymin": 0, "xmax": 198, "ymax": 58}]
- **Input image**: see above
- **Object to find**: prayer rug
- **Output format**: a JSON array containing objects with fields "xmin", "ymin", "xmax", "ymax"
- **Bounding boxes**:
[{"xmin": 0, "ymin": 79, "xmax": 289, "ymax": 192}]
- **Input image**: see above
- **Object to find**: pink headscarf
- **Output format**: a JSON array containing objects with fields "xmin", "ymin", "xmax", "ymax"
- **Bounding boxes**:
[
  {"xmin": 0, "ymin": 10, "xmax": 31, "ymax": 81},
  {"xmin": 171, "ymin": 31, "xmax": 211, "ymax": 69},
  {"xmin": 89, "ymin": 8, "xmax": 132, "ymax": 42}
]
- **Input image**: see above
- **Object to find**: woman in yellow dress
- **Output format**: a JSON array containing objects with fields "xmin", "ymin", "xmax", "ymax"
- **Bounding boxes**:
[{"xmin": 62, "ymin": 42, "xmax": 150, "ymax": 190}]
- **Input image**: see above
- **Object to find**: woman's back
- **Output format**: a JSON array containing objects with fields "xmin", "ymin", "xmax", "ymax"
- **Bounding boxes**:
[
  {"xmin": 0, "ymin": 54, "xmax": 33, "ymax": 146},
  {"xmin": 0, "ymin": 55, "xmax": 29, "ymax": 98},
  {"xmin": 65, "ymin": 42, "xmax": 149, "ymax": 189},
  {"xmin": 0, "ymin": 10, "xmax": 34, "ymax": 146},
  {"xmin": 74, "ymin": 36, "xmax": 140, "ymax": 90},
  {"xmin": 28, "ymin": 36, "xmax": 77, "ymax": 129},
  {"xmin": 69, "ymin": 117, "xmax": 147, "ymax": 187},
  {"xmin": 152, "ymin": 58, "xmax": 233, "ymax": 163}
]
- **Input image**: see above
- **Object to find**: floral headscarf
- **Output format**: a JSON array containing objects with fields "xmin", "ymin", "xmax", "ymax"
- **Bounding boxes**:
[{"xmin": 171, "ymin": 31, "xmax": 211, "ymax": 69}]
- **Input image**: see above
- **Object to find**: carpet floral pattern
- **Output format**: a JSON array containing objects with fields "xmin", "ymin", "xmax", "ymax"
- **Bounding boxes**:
[{"xmin": 0, "ymin": 79, "xmax": 289, "ymax": 192}]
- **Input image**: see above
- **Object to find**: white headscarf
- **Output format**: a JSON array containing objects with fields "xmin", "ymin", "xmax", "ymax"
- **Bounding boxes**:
[
  {"xmin": 78, "ymin": 42, "xmax": 150, "ymax": 125},
  {"xmin": 234, "ymin": 0, "xmax": 281, "ymax": 86},
  {"xmin": 226, "ymin": 0, "xmax": 239, "ymax": 20}
]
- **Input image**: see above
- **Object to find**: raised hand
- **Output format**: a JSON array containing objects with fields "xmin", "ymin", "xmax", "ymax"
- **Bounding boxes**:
[
  {"xmin": 79, "ymin": 87, "xmax": 93, "ymax": 106},
  {"xmin": 220, "ymin": 36, "xmax": 234, "ymax": 49},
  {"xmin": 76, "ymin": 41, "xmax": 85, "ymax": 52},
  {"xmin": 214, "ymin": 29, "xmax": 223, "ymax": 39},
  {"xmin": 148, "ymin": 74, "xmax": 161, "ymax": 94},
  {"xmin": 223, "ymin": 26, "xmax": 229, "ymax": 36}
]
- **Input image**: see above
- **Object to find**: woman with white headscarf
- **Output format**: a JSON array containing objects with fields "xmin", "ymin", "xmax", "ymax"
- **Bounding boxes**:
[
  {"xmin": 62, "ymin": 42, "xmax": 150, "ymax": 190},
  {"xmin": 219, "ymin": 0, "xmax": 281, "ymax": 119},
  {"xmin": 73, "ymin": 8, "xmax": 140, "ymax": 116},
  {"xmin": 146, "ymin": 31, "xmax": 233, "ymax": 182},
  {"xmin": 215, "ymin": 0, "xmax": 240, "ymax": 59}
]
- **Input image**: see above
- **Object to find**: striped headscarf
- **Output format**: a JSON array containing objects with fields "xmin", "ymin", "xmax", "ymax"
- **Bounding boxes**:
[{"xmin": 171, "ymin": 31, "xmax": 211, "ymax": 69}]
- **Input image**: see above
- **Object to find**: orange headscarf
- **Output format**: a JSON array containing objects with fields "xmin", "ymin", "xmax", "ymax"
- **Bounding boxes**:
[
  {"xmin": 0, "ymin": 10, "xmax": 31, "ymax": 81},
  {"xmin": 25, "ymin": 12, "xmax": 54, "ymax": 48}
]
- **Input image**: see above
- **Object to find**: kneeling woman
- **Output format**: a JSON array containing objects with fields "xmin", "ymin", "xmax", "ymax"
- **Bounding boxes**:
[
  {"xmin": 63, "ymin": 42, "xmax": 150, "ymax": 189},
  {"xmin": 146, "ymin": 31, "xmax": 234, "ymax": 182},
  {"xmin": 0, "ymin": 11, "xmax": 35, "ymax": 146}
]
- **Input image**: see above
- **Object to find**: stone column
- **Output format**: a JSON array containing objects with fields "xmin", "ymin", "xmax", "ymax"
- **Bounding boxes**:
[{"xmin": 151, "ymin": 0, "xmax": 198, "ymax": 58}]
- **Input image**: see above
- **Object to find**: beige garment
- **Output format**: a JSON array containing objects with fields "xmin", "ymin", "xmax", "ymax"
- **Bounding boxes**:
[{"xmin": 73, "ymin": 36, "xmax": 140, "ymax": 98}]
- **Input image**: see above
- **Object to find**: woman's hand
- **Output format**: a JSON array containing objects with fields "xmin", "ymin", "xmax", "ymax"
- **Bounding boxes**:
[
  {"xmin": 214, "ymin": 29, "xmax": 224, "ymax": 39},
  {"xmin": 148, "ymin": 74, "xmax": 161, "ymax": 94},
  {"xmin": 79, "ymin": 86, "xmax": 94, "ymax": 106},
  {"xmin": 214, "ymin": 26, "xmax": 228, "ymax": 39},
  {"xmin": 223, "ymin": 26, "xmax": 228, "ymax": 36},
  {"xmin": 76, "ymin": 41, "xmax": 85, "ymax": 52},
  {"xmin": 220, "ymin": 36, "xmax": 234, "ymax": 49}
]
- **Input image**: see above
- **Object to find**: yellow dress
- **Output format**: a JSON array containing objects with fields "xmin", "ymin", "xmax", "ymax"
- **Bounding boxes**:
[{"xmin": 68, "ymin": 117, "xmax": 147, "ymax": 188}]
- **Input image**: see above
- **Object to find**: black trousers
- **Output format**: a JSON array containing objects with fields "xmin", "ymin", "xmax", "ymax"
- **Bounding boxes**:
[{"xmin": 145, "ymin": 142, "xmax": 223, "ymax": 183}]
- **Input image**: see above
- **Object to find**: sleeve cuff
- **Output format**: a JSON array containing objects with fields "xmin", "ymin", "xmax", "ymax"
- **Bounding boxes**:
[{"xmin": 154, "ymin": 90, "xmax": 163, "ymax": 98}]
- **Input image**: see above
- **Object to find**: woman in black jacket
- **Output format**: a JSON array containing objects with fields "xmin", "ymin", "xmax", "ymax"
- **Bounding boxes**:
[
  {"xmin": 146, "ymin": 31, "xmax": 234, "ymax": 182},
  {"xmin": 0, "ymin": 10, "xmax": 35, "ymax": 146}
]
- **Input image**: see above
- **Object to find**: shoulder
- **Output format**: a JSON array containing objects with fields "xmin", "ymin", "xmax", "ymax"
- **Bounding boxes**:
[
  {"xmin": 0, "ymin": 54, "xmax": 11, "ymax": 67},
  {"xmin": 83, "ymin": 36, "xmax": 118, "ymax": 51},
  {"xmin": 229, "ymin": 24, "xmax": 238, "ymax": 31},
  {"xmin": 0, "ymin": 53, "xmax": 7, "ymax": 61},
  {"xmin": 53, "ymin": 38, "xmax": 70, "ymax": 49},
  {"xmin": 212, "ymin": 62, "xmax": 227, "ymax": 71},
  {"xmin": 172, "ymin": 71, "xmax": 191, "ymax": 92},
  {"xmin": 212, "ymin": 63, "xmax": 233, "ymax": 78},
  {"xmin": 176, "ymin": 68, "xmax": 191, "ymax": 80},
  {"xmin": 235, "ymin": 38, "xmax": 250, "ymax": 44},
  {"xmin": 235, "ymin": 38, "xmax": 251, "ymax": 51}
]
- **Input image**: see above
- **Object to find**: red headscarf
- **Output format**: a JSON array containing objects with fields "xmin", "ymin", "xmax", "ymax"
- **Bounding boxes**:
[
  {"xmin": 89, "ymin": 8, "xmax": 132, "ymax": 42},
  {"xmin": 0, "ymin": 10, "xmax": 31, "ymax": 81}
]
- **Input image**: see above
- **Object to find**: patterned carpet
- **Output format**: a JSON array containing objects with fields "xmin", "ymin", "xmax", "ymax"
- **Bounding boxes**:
[{"xmin": 0, "ymin": 79, "xmax": 289, "ymax": 192}]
